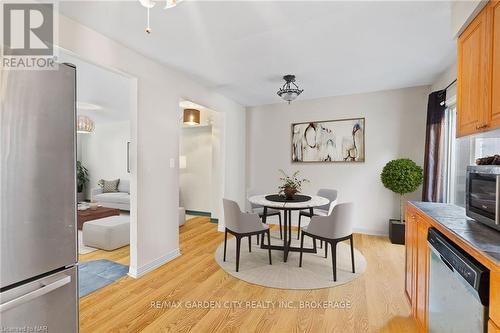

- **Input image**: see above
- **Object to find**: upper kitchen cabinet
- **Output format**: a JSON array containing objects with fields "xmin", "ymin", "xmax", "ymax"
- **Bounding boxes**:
[
  {"xmin": 491, "ymin": 0, "xmax": 500, "ymax": 130},
  {"xmin": 457, "ymin": 6, "xmax": 491, "ymax": 137}
]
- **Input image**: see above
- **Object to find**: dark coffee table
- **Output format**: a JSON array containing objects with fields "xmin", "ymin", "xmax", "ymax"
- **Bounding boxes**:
[{"xmin": 77, "ymin": 206, "xmax": 120, "ymax": 230}]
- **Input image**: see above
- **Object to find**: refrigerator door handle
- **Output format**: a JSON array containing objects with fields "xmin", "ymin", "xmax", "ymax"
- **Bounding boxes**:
[{"xmin": 0, "ymin": 275, "xmax": 71, "ymax": 313}]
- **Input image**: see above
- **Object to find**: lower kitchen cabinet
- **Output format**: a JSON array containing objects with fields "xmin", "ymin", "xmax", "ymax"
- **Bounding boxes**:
[
  {"xmin": 405, "ymin": 207, "xmax": 429, "ymax": 332},
  {"xmin": 406, "ymin": 203, "xmax": 500, "ymax": 333}
]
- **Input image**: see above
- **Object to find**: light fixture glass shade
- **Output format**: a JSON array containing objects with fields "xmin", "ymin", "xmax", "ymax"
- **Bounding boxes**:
[
  {"xmin": 77, "ymin": 116, "xmax": 95, "ymax": 134},
  {"xmin": 281, "ymin": 92, "xmax": 298, "ymax": 102},
  {"xmin": 139, "ymin": 0, "xmax": 156, "ymax": 8},
  {"xmin": 179, "ymin": 155, "xmax": 187, "ymax": 169},
  {"xmin": 277, "ymin": 74, "xmax": 304, "ymax": 104},
  {"xmin": 183, "ymin": 109, "xmax": 200, "ymax": 126}
]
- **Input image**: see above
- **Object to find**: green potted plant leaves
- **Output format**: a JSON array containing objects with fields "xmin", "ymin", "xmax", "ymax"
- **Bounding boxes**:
[
  {"xmin": 381, "ymin": 158, "xmax": 423, "ymax": 245},
  {"xmin": 278, "ymin": 169, "xmax": 309, "ymax": 200},
  {"xmin": 76, "ymin": 161, "xmax": 89, "ymax": 203}
]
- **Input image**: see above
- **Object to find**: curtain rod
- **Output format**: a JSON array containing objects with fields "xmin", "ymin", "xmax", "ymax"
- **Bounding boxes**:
[{"xmin": 444, "ymin": 79, "xmax": 457, "ymax": 91}]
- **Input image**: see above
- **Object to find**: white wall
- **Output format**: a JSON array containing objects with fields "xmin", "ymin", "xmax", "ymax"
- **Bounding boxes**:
[
  {"xmin": 180, "ymin": 126, "xmax": 213, "ymax": 212},
  {"xmin": 79, "ymin": 121, "xmax": 131, "ymax": 199},
  {"xmin": 431, "ymin": 62, "xmax": 457, "ymax": 93},
  {"xmin": 246, "ymin": 86, "xmax": 429, "ymax": 236},
  {"xmin": 58, "ymin": 15, "xmax": 246, "ymax": 277}
]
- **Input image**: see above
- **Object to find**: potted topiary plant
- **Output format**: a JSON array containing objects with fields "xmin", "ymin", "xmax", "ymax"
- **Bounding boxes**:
[
  {"xmin": 381, "ymin": 158, "xmax": 423, "ymax": 245},
  {"xmin": 76, "ymin": 161, "xmax": 89, "ymax": 203}
]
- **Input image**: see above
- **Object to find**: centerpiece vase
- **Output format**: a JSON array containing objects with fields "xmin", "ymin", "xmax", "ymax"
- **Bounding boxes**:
[{"xmin": 283, "ymin": 187, "xmax": 298, "ymax": 200}]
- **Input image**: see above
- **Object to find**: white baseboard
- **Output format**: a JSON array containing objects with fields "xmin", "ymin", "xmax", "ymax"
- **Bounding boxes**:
[
  {"xmin": 353, "ymin": 227, "xmax": 388, "ymax": 237},
  {"xmin": 128, "ymin": 248, "xmax": 181, "ymax": 279}
]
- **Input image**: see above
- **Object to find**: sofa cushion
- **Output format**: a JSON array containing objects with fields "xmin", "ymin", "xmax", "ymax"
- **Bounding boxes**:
[
  {"xmin": 117, "ymin": 179, "xmax": 130, "ymax": 194},
  {"xmin": 94, "ymin": 192, "xmax": 130, "ymax": 204},
  {"xmin": 99, "ymin": 179, "xmax": 120, "ymax": 193}
]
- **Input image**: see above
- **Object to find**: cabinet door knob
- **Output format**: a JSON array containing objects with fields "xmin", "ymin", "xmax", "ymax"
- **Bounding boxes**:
[{"xmin": 476, "ymin": 123, "xmax": 489, "ymax": 130}]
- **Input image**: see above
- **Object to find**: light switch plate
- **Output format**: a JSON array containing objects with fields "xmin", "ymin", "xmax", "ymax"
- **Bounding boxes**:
[{"xmin": 170, "ymin": 158, "xmax": 175, "ymax": 168}]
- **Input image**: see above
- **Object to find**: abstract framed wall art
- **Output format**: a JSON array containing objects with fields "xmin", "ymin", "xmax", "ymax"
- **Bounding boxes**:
[{"xmin": 291, "ymin": 118, "xmax": 365, "ymax": 163}]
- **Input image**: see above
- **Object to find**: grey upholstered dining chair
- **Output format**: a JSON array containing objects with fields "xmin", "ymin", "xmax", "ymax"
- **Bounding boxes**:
[
  {"xmin": 297, "ymin": 189, "xmax": 338, "ymax": 240},
  {"xmin": 223, "ymin": 198, "xmax": 272, "ymax": 272},
  {"xmin": 247, "ymin": 189, "xmax": 283, "ymax": 240},
  {"xmin": 298, "ymin": 202, "xmax": 355, "ymax": 282}
]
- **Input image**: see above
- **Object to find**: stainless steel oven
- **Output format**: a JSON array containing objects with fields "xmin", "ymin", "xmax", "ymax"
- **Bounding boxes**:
[{"xmin": 466, "ymin": 165, "xmax": 500, "ymax": 231}]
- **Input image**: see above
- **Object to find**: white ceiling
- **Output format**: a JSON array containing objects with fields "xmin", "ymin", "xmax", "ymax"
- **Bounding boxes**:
[
  {"xmin": 59, "ymin": 1, "xmax": 456, "ymax": 106},
  {"xmin": 59, "ymin": 50, "xmax": 133, "ymax": 123}
]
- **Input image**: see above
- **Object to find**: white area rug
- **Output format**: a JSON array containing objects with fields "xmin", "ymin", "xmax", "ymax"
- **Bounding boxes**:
[
  {"xmin": 215, "ymin": 231, "xmax": 366, "ymax": 289},
  {"xmin": 78, "ymin": 230, "xmax": 98, "ymax": 255}
]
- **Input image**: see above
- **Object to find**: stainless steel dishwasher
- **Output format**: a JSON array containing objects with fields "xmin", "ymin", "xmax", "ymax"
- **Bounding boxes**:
[{"xmin": 427, "ymin": 228, "xmax": 489, "ymax": 333}]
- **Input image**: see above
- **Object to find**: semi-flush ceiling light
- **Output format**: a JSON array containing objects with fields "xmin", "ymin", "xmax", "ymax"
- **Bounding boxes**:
[
  {"xmin": 183, "ymin": 109, "xmax": 200, "ymax": 126},
  {"xmin": 277, "ymin": 75, "xmax": 304, "ymax": 104},
  {"xmin": 139, "ymin": 0, "xmax": 185, "ymax": 33},
  {"xmin": 77, "ymin": 116, "xmax": 95, "ymax": 134}
]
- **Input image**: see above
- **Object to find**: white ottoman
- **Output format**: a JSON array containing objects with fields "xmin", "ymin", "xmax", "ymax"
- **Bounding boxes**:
[{"xmin": 82, "ymin": 215, "xmax": 130, "ymax": 251}]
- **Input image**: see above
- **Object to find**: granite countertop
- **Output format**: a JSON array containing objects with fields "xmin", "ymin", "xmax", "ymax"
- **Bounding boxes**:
[{"xmin": 410, "ymin": 201, "xmax": 500, "ymax": 267}]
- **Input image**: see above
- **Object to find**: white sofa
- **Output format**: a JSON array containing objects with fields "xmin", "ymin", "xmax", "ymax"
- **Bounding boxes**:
[{"xmin": 91, "ymin": 179, "xmax": 130, "ymax": 211}]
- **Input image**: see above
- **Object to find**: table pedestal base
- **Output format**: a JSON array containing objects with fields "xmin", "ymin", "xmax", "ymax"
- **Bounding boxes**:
[{"xmin": 260, "ymin": 208, "xmax": 317, "ymax": 262}]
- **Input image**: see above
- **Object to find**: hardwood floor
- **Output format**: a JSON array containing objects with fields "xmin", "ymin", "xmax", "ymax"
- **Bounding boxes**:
[{"xmin": 79, "ymin": 217, "xmax": 417, "ymax": 333}]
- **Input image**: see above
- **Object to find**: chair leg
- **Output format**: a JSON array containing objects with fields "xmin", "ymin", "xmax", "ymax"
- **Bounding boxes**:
[
  {"xmin": 313, "ymin": 238, "xmax": 317, "ymax": 253},
  {"xmin": 266, "ymin": 230, "xmax": 272, "ymax": 265},
  {"xmin": 248, "ymin": 236, "xmax": 252, "ymax": 253},
  {"xmin": 278, "ymin": 213, "xmax": 283, "ymax": 240},
  {"xmin": 350, "ymin": 235, "xmax": 355, "ymax": 273},
  {"xmin": 297, "ymin": 213, "xmax": 302, "ymax": 240},
  {"xmin": 331, "ymin": 241, "xmax": 337, "ymax": 282},
  {"xmin": 223, "ymin": 229, "xmax": 228, "ymax": 262},
  {"xmin": 299, "ymin": 232, "xmax": 305, "ymax": 267},
  {"xmin": 320, "ymin": 240, "xmax": 323, "ymax": 249},
  {"xmin": 325, "ymin": 242, "xmax": 328, "ymax": 258},
  {"xmin": 236, "ymin": 236, "xmax": 241, "ymax": 272}
]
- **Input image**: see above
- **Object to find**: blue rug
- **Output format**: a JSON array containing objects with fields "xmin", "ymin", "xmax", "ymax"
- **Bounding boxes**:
[{"xmin": 78, "ymin": 259, "xmax": 128, "ymax": 297}]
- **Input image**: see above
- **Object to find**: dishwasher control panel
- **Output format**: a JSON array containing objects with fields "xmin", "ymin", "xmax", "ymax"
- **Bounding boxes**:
[{"xmin": 428, "ymin": 228, "xmax": 489, "ymax": 303}]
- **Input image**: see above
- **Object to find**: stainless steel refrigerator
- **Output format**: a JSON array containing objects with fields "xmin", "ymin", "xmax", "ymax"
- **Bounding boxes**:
[{"xmin": 0, "ymin": 64, "xmax": 78, "ymax": 332}]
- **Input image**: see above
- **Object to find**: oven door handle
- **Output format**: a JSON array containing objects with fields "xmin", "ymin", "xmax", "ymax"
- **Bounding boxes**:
[{"xmin": 496, "ymin": 175, "xmax": 500, "ymax": 225}]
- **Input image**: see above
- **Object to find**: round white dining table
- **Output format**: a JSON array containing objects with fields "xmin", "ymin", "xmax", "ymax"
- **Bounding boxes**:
[{"xmin": 248, "ymin": 194, "xmax": 329, "ymax": 262}]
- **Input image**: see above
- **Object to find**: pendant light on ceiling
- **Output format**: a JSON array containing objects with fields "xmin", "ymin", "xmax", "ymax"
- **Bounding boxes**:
[
  {"xmin": 139, "ymin": 0, "xmax": 185, "ymax": 34},
  {"xmin": 183, "ymin": 108, "xmax": 200, "ymax": 126},
  {"xmin": 277, "ymin": 75, "xmax": 304, "ymax": 104},
  {"xmin": 77, "ymin": 116, "xmax": 95, "ymax": 134}
]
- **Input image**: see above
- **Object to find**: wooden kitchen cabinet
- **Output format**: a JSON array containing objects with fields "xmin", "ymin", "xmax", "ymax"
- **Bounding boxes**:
[
  {"xmin": 405, "ymin": 205, "xmax": 429, "ymax": 332},
  {"xmin": 457, "ymin": 6, "xmax": 491, "ymax": 137},
  {"xmin": 457, "ymin": 1, "xmax": 500, "ymax": 137},
  {"xmin": 491, "ymin": 0, "xmax": 500, "ymax": 129},
  {"xmin": 405, "ymin": 208, "xmax": 416, "ymax": 303},
  {"xmin": 415, "ymin": 218, "xmax": 429, "ymax": 331},
  {"xmin": 406, "ymin": 203, "xmax": 500, "ymax": 332},
  {"xmin": 491, "ymin": 271, "xmax": 500, "ymax": 329},
  {"xmin": 489, "ymin": 319, "xmax": 500, "ymax": 333}
]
